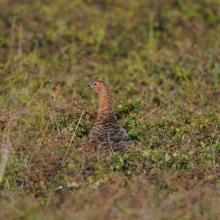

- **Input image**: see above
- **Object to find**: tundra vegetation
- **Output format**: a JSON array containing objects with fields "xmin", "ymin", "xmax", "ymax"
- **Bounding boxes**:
[{"xmin": 0, "ymin": 0, "xmax": 220, "ymax": 219}]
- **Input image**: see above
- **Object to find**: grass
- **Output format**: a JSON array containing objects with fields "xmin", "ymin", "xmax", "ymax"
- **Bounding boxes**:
[{"xmin": 0, "ymin": 0, "xmax": 220, "ymax": 219}]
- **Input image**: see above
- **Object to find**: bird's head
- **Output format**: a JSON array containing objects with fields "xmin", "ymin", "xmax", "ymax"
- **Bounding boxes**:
[{"xmin": 87, "ymin": 80, "xmax": 110, "ymax": 97}]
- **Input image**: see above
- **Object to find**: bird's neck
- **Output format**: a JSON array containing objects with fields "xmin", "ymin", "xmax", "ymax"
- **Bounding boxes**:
[{"xmin": 96, "ymin": 95, "xmax": 115, "ymax": 123}]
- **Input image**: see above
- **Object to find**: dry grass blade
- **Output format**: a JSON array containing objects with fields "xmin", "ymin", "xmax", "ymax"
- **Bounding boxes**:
[
  {"xmin": 138, "ymin": 91, "xmax": 179, "ymax": 123},
  {"xmin": 47, "ymin": 83, "xmax": 61, "ymax": 135},
  {"xmin": 138, "ymin": 98, "xmax": 172, "ymax": 123},
  {"xmin": 108, "ymin": 132, "xmax": 113, "ymax": 153},
  {"xmin": 0, "ymin": 142, "xmax": 11, "ymax": 183},
  {"xmin": 63, "ymin": 110, "xmax": 84, "ymax": 162}
]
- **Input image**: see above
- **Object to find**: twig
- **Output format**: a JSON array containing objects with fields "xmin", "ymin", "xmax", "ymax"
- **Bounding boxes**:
[{"xmin": 63, "ymin": 110, "xmax": 84, "ymax": 162}]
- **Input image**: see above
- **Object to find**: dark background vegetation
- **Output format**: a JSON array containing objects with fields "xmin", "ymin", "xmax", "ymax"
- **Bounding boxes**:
[{"xmin": 0, "ymin": 0, "xmax": 220, "ymax": 219}]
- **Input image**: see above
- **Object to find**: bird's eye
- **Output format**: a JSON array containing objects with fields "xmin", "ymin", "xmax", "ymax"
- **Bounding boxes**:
[{"xmin": 93, "ymin": 82, "xmax": 98, "ymax": 87}]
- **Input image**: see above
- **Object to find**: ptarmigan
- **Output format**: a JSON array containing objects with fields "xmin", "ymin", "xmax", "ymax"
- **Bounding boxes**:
[{"xmin": 86, "ymin": 80, "xmax": 132, "ymax": 153}]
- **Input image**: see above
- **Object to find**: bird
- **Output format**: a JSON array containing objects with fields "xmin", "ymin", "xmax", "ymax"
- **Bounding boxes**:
[{"xmin": 86, "ymin": 80, "xmax": 132, "ymax": 154}]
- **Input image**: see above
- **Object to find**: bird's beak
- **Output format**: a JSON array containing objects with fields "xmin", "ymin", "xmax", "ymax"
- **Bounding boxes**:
[{"xmin": 87, "ymin": 82, "xmax": 92, "ymax": 88}]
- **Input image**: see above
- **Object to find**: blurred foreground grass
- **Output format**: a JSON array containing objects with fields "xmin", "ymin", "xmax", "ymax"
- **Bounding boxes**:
[{"xmin": 0, "ymin": 0, "xmax": 220, "ymax": 219}]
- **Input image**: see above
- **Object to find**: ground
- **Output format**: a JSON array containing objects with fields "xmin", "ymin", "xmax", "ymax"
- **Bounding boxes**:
[{"xmin": 0, "ymin": 0, "xmax": 220, "ymax": 219}]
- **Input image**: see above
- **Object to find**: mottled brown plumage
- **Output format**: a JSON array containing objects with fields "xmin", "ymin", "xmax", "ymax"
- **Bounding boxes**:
[{"xmin": 86, "ymin": 80, "xmax": 132, "ymax": 153}]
